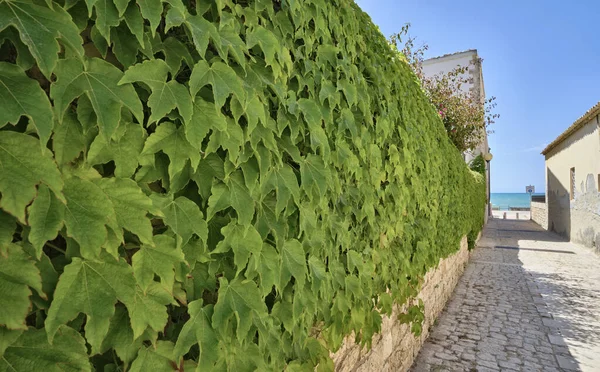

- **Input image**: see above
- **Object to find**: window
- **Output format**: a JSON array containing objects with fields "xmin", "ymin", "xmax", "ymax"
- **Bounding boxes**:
[{"xmin": 570, "ymin": 167, "xmax": 576, "ymax": 200}]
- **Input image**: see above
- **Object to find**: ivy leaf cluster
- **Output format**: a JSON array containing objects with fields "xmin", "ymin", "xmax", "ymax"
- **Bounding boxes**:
[{"xmin": 0, "ymin": 0, "xmax": 485, "ymax": 370}]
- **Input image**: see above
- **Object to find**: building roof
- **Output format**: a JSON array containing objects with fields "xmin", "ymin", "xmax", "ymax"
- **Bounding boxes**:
[
  {"xmin": 541, "ymin": 101, "xmax": 600, "ymax": 156},
  {"xmin": 422, "ymin": 49, "xmax": 478, "ymax": 64}
]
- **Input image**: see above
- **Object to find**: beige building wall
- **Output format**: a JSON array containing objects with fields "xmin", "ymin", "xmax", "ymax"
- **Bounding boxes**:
[{"xmin": 544, "ymin": 111, "xmax": 600, "ymax": 249}]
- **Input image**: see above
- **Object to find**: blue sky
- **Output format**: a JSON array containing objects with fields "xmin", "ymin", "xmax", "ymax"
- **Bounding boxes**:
[{"xmin": 356, "ymin": 0, "xmax": 600, "ymax": 193}]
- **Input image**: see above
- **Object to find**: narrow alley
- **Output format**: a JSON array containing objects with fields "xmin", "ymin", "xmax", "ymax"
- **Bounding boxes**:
[{"xmin": 412, "ymin": 219, "xmax": 600, "ymax": 371}]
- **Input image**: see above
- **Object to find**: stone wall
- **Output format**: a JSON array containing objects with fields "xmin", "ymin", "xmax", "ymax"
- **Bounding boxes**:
[
  {"xmin": 531, "ymin": 201, "xmax": 548, "ymax": 230},
  {"xmin": 331, "ymin": 236, "xmax": 472, "ymax": 372}
]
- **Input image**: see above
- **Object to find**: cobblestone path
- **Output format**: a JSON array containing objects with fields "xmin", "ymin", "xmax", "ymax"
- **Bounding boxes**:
[{"xmin": 412, "ymin": 219, "xmax": 600, "ymax": 371}]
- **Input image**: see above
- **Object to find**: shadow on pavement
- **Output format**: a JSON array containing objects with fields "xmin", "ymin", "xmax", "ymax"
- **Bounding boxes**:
[
  {"xmin": 478, "ymin": 218, "xmax": 581, "ymax": 371},
  {"xmin": 411, "ymin": 218, "xmax": 582, "ymax": 371}
]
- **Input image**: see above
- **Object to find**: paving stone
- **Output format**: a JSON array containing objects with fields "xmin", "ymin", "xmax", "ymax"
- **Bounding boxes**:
[
  {"xmin": 547, "ymin": 334, "xmax": 567, "ymax": 347},
  {"xmin": 476, "ymin": 368, "xmax": 498, "ymax": 372},
  {"xmin": 476, "ymin": 352, "xmax": 496, "ymax": 362},
  {"xmin": 461, "ymin": 352, "xmax": 476, "ymax": 361},
  {"xmin": 542, "ymin": 368, "xmax": 561, "ymax": 372},
  {"xmin": 477, "ymin": 360, "xmax": 500, "ymax": 370},
  {"xmin": 411, "ymin": 219, "xmax": 600, "ymax": 371},
  {"xmin": 556, "ymin": 355, "xmax": 579, "ymax": 371}
]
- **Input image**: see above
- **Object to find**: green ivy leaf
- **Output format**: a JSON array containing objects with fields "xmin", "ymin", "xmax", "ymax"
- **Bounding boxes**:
[
  {"xmin": 192, "ymin": 153, "xmax": 225, "ymax": 199},
  {"xmin": 0, "ymin": 244, "xmax": 44, "ymax": 330},
  {"xmin": 213, "ymin": 222, "xmax": 262, "ymax": 274},
  {"xmin": 215, "ymin": 339, "xmax": 263, "ymax": 372},
  {"xmin": 189, "ymin": 60, "xmax": 246, "ymax": 109},
  {"xmin": 246, "ymin": 26, "xmax": 281, "ymax": 72},
  {"xmin": 87, "ymin": 120, "xmax": 146, "ymax": 178},
  {"xmin": 212, "ymin": 277, "xmax": 267, "ymax": 342},
  {"xmin": 247, "ymin": 244, "xmax": 279, "ymax": 297},
  {"xmin": 0, "ymin": 326, "xmax": 91, "ymax": 372},
  {"xmin": 0, "ymin": 327, "xmax": 22, "ymax": 358},
  {"xmin": 128, "ymin": 283, "xmax": 174, "ymax": 340},
  {"xmin": 90, "ymin": 24, "xmax": 109, "ymax": 57},
  {"xmin": 184, "ymin": 13, "xmax": 220, "ymax": 58},
  {"xmin": 0, "ymin": 131, "xmax": 63, "ymax": 223},
  {"xmin": 137, "ymin": 0, "xmax": 163, "ymax": 35},
  {"xmin": 97, "ymin": 177, "xmax": 156, "ymax": 246},
  {"xmin": 91, "ymin": 0, "xmax": 120, "ymax": 41},
  {"xmin": 99, "ymin": 306, "xmax": 143, "ymax": 363},
  {"xmin": 132, "ymin": 235, "xmax": 185, "ymax": 292},
  {"xmin": 187, "ymin": 97, "xmax": 227, "ymax": 149},
  {"xmin": 338, "ymin": 79, "xmax": 357, "ymax": 107},
  {"xmin": 219, "ymin": 25, "xmax": 248, "ymax": 67},
  {"xmin": 129, "ymin": 341, "xmax": 176, "ymax": 372},
  {"xmin": 308, "ymin": 255, "xmax": 329, "ymax": 295},
  {"xmin": 262, "ymin": 164, "xmax": 300, "ymax": 215},
  {"xmin": 110, "ymin": 24, "xmax": 141, "ymax": 68},
  {"xmin": 155, "ymin": 196, "xmax": 208, "ymax": 246},
  {"xmin": 52, "ymin": 111, "xmax": 86, "ymax": 167},
  {"xmin": 141, "ymin": 122, "xmax": 200, "ymax": 181},
  {"xmin": 0, "ymin": 62, "xmax": 54, "ymax": 146},
  {"xmin": 155, "ymin": 36, "xmax": 194, "ymax": 74},
  {"xmin": 279, "ymin": 239, "xmax": 307, "ymax": 291},
  {"xmin": 61, "ymin": 175, "xmax": 116, "ymax": 259},
  {"xmin": 27, "ymin": 185, "xmax": 65, "ymax": 259},
  {"xmin": 45, "ymin": 256, "xmax": 136, "ymax": 352},
  {"xmin": 206, "ymin": 183, "xmax": 230, "ymax": 221},
  {"xmin": 300, "ymin": 154, "xmax": 329, "ymax": 198},
  {"xmin": 123, "ymin": 1, "xmax": 145, "ymax": 46},
  {"xmin": 0, "ymin": 211, "xmax": 16, "ymax": 252},
  {"xmin": 232, "ymin": 95, "xmax": 267, "ymax": 135},
  {"xmin": 164, "ymin": 1, "xmax": 185, "ymax": 31},
  {"xmin": 0, "ymin": 0, "xmax": 83, "ymax": 78},
  {"xmin": 76, "ymin": 94, "xmax": 97, "ymax": 134},
  {"xmin": 120, "ymin": 59, "xmax": 193, "ymax": 125},
  {"xmin": 0, "ymin": 28, "xmax": 34, "ymax": 71},
  {"xmin": 319, "ymin": 79, "xmax": 338, "ymax": 106},
  {"xmin": 173, "ymin": 300, "xmax": 218, "ymax": 367},
  {"xmin": 112, "ymin": 0, "xmax": 129, "ymax": 17},
  {"xmin": 226, "ymin": 171, "xmax": 255, "ymax": 225},
  {"xmin": 51, "ymin": 58, "xmax": 144, "ymax": 140},
  {"xmin": 298, "ymin": 98, "xmax": 330, "ymax": 156},
  {"xmin": 205, "ymin": 118, "xmax": 245, "ymax": 163},
  {"xmin": 26, "ymin": 247, "xmax": 58, "ymax": 311}
]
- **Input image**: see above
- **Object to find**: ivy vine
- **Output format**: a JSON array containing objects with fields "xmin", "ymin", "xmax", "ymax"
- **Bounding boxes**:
[{"xmin": 0, "ymin": 0, "xmax": 485, "ymax": 370}]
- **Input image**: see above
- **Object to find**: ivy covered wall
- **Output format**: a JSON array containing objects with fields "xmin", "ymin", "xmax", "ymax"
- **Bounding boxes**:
[{"xmin": 0, "ymin": 0, "xmax": 485, "ymax": 370}]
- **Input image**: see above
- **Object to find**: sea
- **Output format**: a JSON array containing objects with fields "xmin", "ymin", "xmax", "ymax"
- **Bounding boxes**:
[{"xmin": 490, "ymin": 193, "xmax": 545, "ymax": 210}]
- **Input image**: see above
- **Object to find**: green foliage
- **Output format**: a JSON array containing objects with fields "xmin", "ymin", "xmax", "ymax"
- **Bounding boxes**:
[
  {"xmin": 0, "ymin": 0, "xmax": 485, "ymax": 370},
  {"xmin": 469, "ymin": 154, "xmax": 486, "ymax": 176},
  {"xmin": 389, "ymin": 24, "xmax": 499, "ymax": 152}
]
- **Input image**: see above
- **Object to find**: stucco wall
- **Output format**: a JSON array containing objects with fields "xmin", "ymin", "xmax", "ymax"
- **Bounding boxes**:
[
  {"xmin": 571, "ymin": 175, "xmax": 600, "ymax": 250},
  {"xmin": 422, "ymin": 52, "xmax": 478, "ymax": 96},
  {"xmin": 331, "ymin": 236, "xmax": 472, "ymax": 372},
  {"xmin": 530, "ymin": 201, "xmax": 548, "ymax": 230},
  {"xmin": 545, "ymin": 117, "xmax": 600, "ymax": 249}
]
